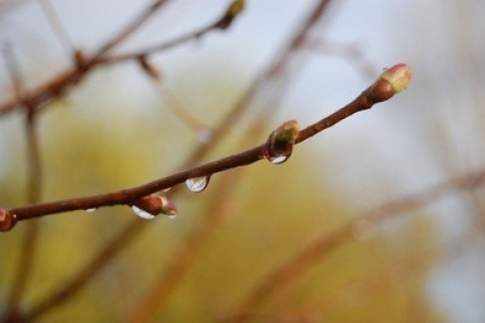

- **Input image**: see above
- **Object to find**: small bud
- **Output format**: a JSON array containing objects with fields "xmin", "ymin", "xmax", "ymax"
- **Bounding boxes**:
[
  {"xmin": 159, "ymin": 195, "xmax": 177, "ymax": 216},
  {"xmin": 367, "ymin": 63, "xmax": 412, "ymax": 103},
  {"xmin": 132, "ymin": 194, "xmax": 177, "ymax": 217},
  {"xmin": 215, "ymin": 0, "xmax": 245, "ymax": 30},
  {"xmin": 137, "ymin": 55, "xmax": 161, "ymax": 81},
  {"xmin": 380, "ymin": 63, "xmax": 412, "ymax": 93},
  {"xmin": 264, "ymin": 120, "xmax": 299, "ymax": 164},
  {"xmin": 0, "ymin": 208, "xmax": 16, "ymax": 232},
  {"xmin": 227, "ymin": 0, "xmax": 245, "ymax": 18}
]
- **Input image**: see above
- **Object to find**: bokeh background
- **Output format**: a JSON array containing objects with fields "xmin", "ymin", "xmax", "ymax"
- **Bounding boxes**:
[{"xmin": 1, "ymin": 0, "xmax": 485, "ymax": 322}]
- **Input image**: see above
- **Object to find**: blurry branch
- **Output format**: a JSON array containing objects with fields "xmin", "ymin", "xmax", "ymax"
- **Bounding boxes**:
[
  {"xmin": 225, "ymin": 166, "xmax": 485, "ymax": 323},
  {"xmin": 312, "ymin": 226, "xmax": 484, "ymax": 317},
  {"xmin": 128, "ymin": 172, "xmax": 242, "ymax": 323},
  {"xmin": 136, "ymin": 57, "xmax": 211, "ymax": 140},
  {"xmin": 38, "ymin": 0, "xmax": 76, "ymax": 56},
  {"xmin": 127, "ymin": 65, "xmax": 295, "ymax": 323},
  {"xmin": 1, "ymin": 45, "xmax": 43, "ymax": 322},
  {"xmin": 15, "ymin": 1, "xmax": 334, "ymax": 320},
  {"xmin": 98, "ymin": 0, "xmax": 245, "ymax": 64},
  {"xmin": 1, "ymin": 44, "xmax": 23, "ymax": 98},
  {"xmin": 0, "ymin": 0, "xmax": 34, "ymax": 15},
  {"xmin": 87, "ymin": 0, "xmax": 169, "ymax": 62},
  {"xmin": 3, "ymin": 63, "xmax": 410, "ymax": 225},
  {"xmin": 308, "ymin": 39, "xmax": 378, "ymax": 79},
  {"xmin": 0, "ymin": 0, "xmax": 245, "ymax": 117}
]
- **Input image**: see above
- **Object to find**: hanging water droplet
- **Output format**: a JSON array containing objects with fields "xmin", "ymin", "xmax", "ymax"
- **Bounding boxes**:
[
  {"xmin": 86, "ymin": 208, "xmax": 97, "ymax": 213},
  {"xmin": 131, "ymin": 205, "xmax": 156, "ymax": 220},
  {"xmin": 268, "ymin": 154, "xmax": 289, "ymax": 164},
  {"xmin": 167, "ymin": 212, "xmax": 177, "ymax": 220},
  {"xmin": 185, "ymin": 176, "xmax": 210, "ymax": 193}
]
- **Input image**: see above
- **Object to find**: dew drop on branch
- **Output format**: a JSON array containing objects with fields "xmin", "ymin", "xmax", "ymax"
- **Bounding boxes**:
[
  {"xmin": 85, "ymin": 208, "xmax": 97, "ymax": 213},
  {"xmin": 131, "ymin": 206, "xmax": 156, "ymax": 220},
  {"xmin": 267, "ymin": 154, "xmax": 289, "ymax": 164},
  {"xmin": 185, "ymin": 176, "xmax": 210, "ymax": 193}
]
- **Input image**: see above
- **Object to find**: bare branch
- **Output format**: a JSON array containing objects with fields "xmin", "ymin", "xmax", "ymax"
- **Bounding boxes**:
[
  {"xmin": 38, "ymin": 0, "xmax": 76, "ymax": 56},
  {"xmin": 225, "ymin": 167, "xmax": 485, "ymax": 323},
  {"xmin": 13, "ymin": 3, "xmax": 338, "ymax": 320},
  {"xmin": 1, "ymin": 45, "xmax": 43, "ymax": 322},
  {"xmin": 3, "ymin": 64, "xmax": 408, "ymax": 224}
]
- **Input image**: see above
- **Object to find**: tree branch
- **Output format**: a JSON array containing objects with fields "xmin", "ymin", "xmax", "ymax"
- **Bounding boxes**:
[
  {"xmin": 1, "ymin": 45, "xmax": 44, "ymax": 322},
  {"xmin": 0, "ymin": 0, "xmax": 245, "ymax": 117},
  {"xmin": 225, "ymin": 167, "xmax": 485, "ymax": 323},
  {"xmin": 10, "ymin": 3, "xmax": 339, "ymax": 320},
  {"xmin": 2, "ymin": 64, "xmax": 409, "ymax": 226}
]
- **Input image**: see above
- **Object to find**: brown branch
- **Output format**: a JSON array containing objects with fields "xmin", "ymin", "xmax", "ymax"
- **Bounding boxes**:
[
  {"xmin": 225, "ymin": 167, "xmax": 485, "ymax": 323},
  {"xmin": 128, "ymin": 172, "xmax": 242, "ymax": 323},
  {"xmin": 5, "ymin": 65, "xmax": 406, "ymax": 224},
  {"xmin": 4, "ymin": 117, "xmax": 42, "ymax": 322},
  {"xmin": 14, "ymin": 2, "xmax": 336, "ymax": 319},
  {"xmin": 88, "ymin": 0, "xmax": 168, "ymax": 62},
  {"xmin": 1, "ymin": 46, "xmax": 43, "ymax": 322},
  {"xmin": 0, "ymin": 0, "xmax": 244, "ymax": 117},
  {"xmin": 126, "ymin": 67, "xmax": 291, "ymax": 322},
  {"xmin": 38, "ymin": 0, "xmax": 75, "ymax": 56}
]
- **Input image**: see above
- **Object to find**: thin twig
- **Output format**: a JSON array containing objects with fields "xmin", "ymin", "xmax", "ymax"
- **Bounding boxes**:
[
  {"xmin": 88, "ymin": 0, "xmax": 169, "ymax": 63},
  {"xmin": 17, "ymin": 2, "xmax": 334, "ymax": 320},
  {"xmin": 126, "ymin": 65, "xmax": 296, "ymax": 323},
  {"xmin": 1, "ymin": 45, "xmax": 43, "ymax": 323},
  {"xmin": 0, "ymin": 0, "xmax": 243, "ymax": 117},
  {"xmin": 7, "ymin": 69, "xmax": 400, "ymax": 222},
  {"xmin": 225, "ymin": 168, "xmax": 485, "ymax": 322},
  {"xmin": 128, "ymin": 172, "xmax": 241, "ymax": 323},
  {"xmin": 38, "ymin": 0, "xmax": 75, "ymax": 56}
]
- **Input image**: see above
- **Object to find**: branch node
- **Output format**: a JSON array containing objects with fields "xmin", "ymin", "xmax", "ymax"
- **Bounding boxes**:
[
  {"xmin": 0, "ymin": 208, "xmax": 17, "ymax": 232},
  {"xmin": 132, "ymin": 194, "xmax": 177, "ymax": 218},
  {"xmin": 264, "ymin": 120, "xmax": 299, "ymax": 164}
]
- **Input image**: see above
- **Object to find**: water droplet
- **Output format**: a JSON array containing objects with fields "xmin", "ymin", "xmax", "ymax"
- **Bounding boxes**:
[
  {"xmin": 167, "ymin": 213, "xmax": 177, "ymax": 220},
  {"xmin": 268, "ymin": 154, "xmax": 289, "ymax": 164},
  {"xmin": 86, "ymin": 208, "xmax": 97, "ymax": 213},
  {"xmin": 185, "ymin": 176, "xmax": 210, "ymax": 193},
  {"xmin": 131, "ymin": 205, "xmax": 156, "ymax": 220}
]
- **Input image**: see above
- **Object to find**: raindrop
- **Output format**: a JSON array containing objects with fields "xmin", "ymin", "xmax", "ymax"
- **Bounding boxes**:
[
  {"xmin": 85, "ymin": 208, "xmax": 97, "ymax": 213},
  {"xmin": 167, "ymin": 213, "xmax": 177, "ymax": 220},
  {"xmin": 268, "ymin": 154, "xmax": 289, "ymax": 164},
  {"xmin": 131, "ymin": 206, "xmax": 156, "ymax": 220},
  {"xmin": 185, "ymin": 176, "xmax": 210, "ymax": 193}
]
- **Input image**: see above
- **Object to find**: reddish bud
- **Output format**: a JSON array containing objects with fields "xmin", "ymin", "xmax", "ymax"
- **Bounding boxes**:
[
  {"xmin": 132, "ymin": 194, "xmax": 177, "ymax": 217},
  {"xmin": 367, "ymin": 63, "xmax": 412, "ymax": 103},
  {"xmin": 159, "ymin": 195, "xmax": 177, "ymax": 216},
  {"xmin": 265, "ymin": 120, "xmax": 299, "ymax": 164},
  {"xmin": 380, "ymin": 63, "xmax": 412, "ymax": 93},
  {"xmin": 0, "ymin": 208, "xmax": 16, "ymax": 232}
]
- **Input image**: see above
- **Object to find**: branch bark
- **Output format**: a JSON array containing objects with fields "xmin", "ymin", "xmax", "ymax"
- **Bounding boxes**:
[
  {"xmin": 225, "ymin": 168, "xmax": 485, "ymax": 323},
  {"xmin": 6, "ymin": 68, "xmax": 404, "ymax": 224}
]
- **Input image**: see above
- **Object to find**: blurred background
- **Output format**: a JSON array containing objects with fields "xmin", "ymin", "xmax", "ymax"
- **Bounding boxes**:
[{"xmin": 0, "ymin": 0, "xmax": 484, "ymax": 322}]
